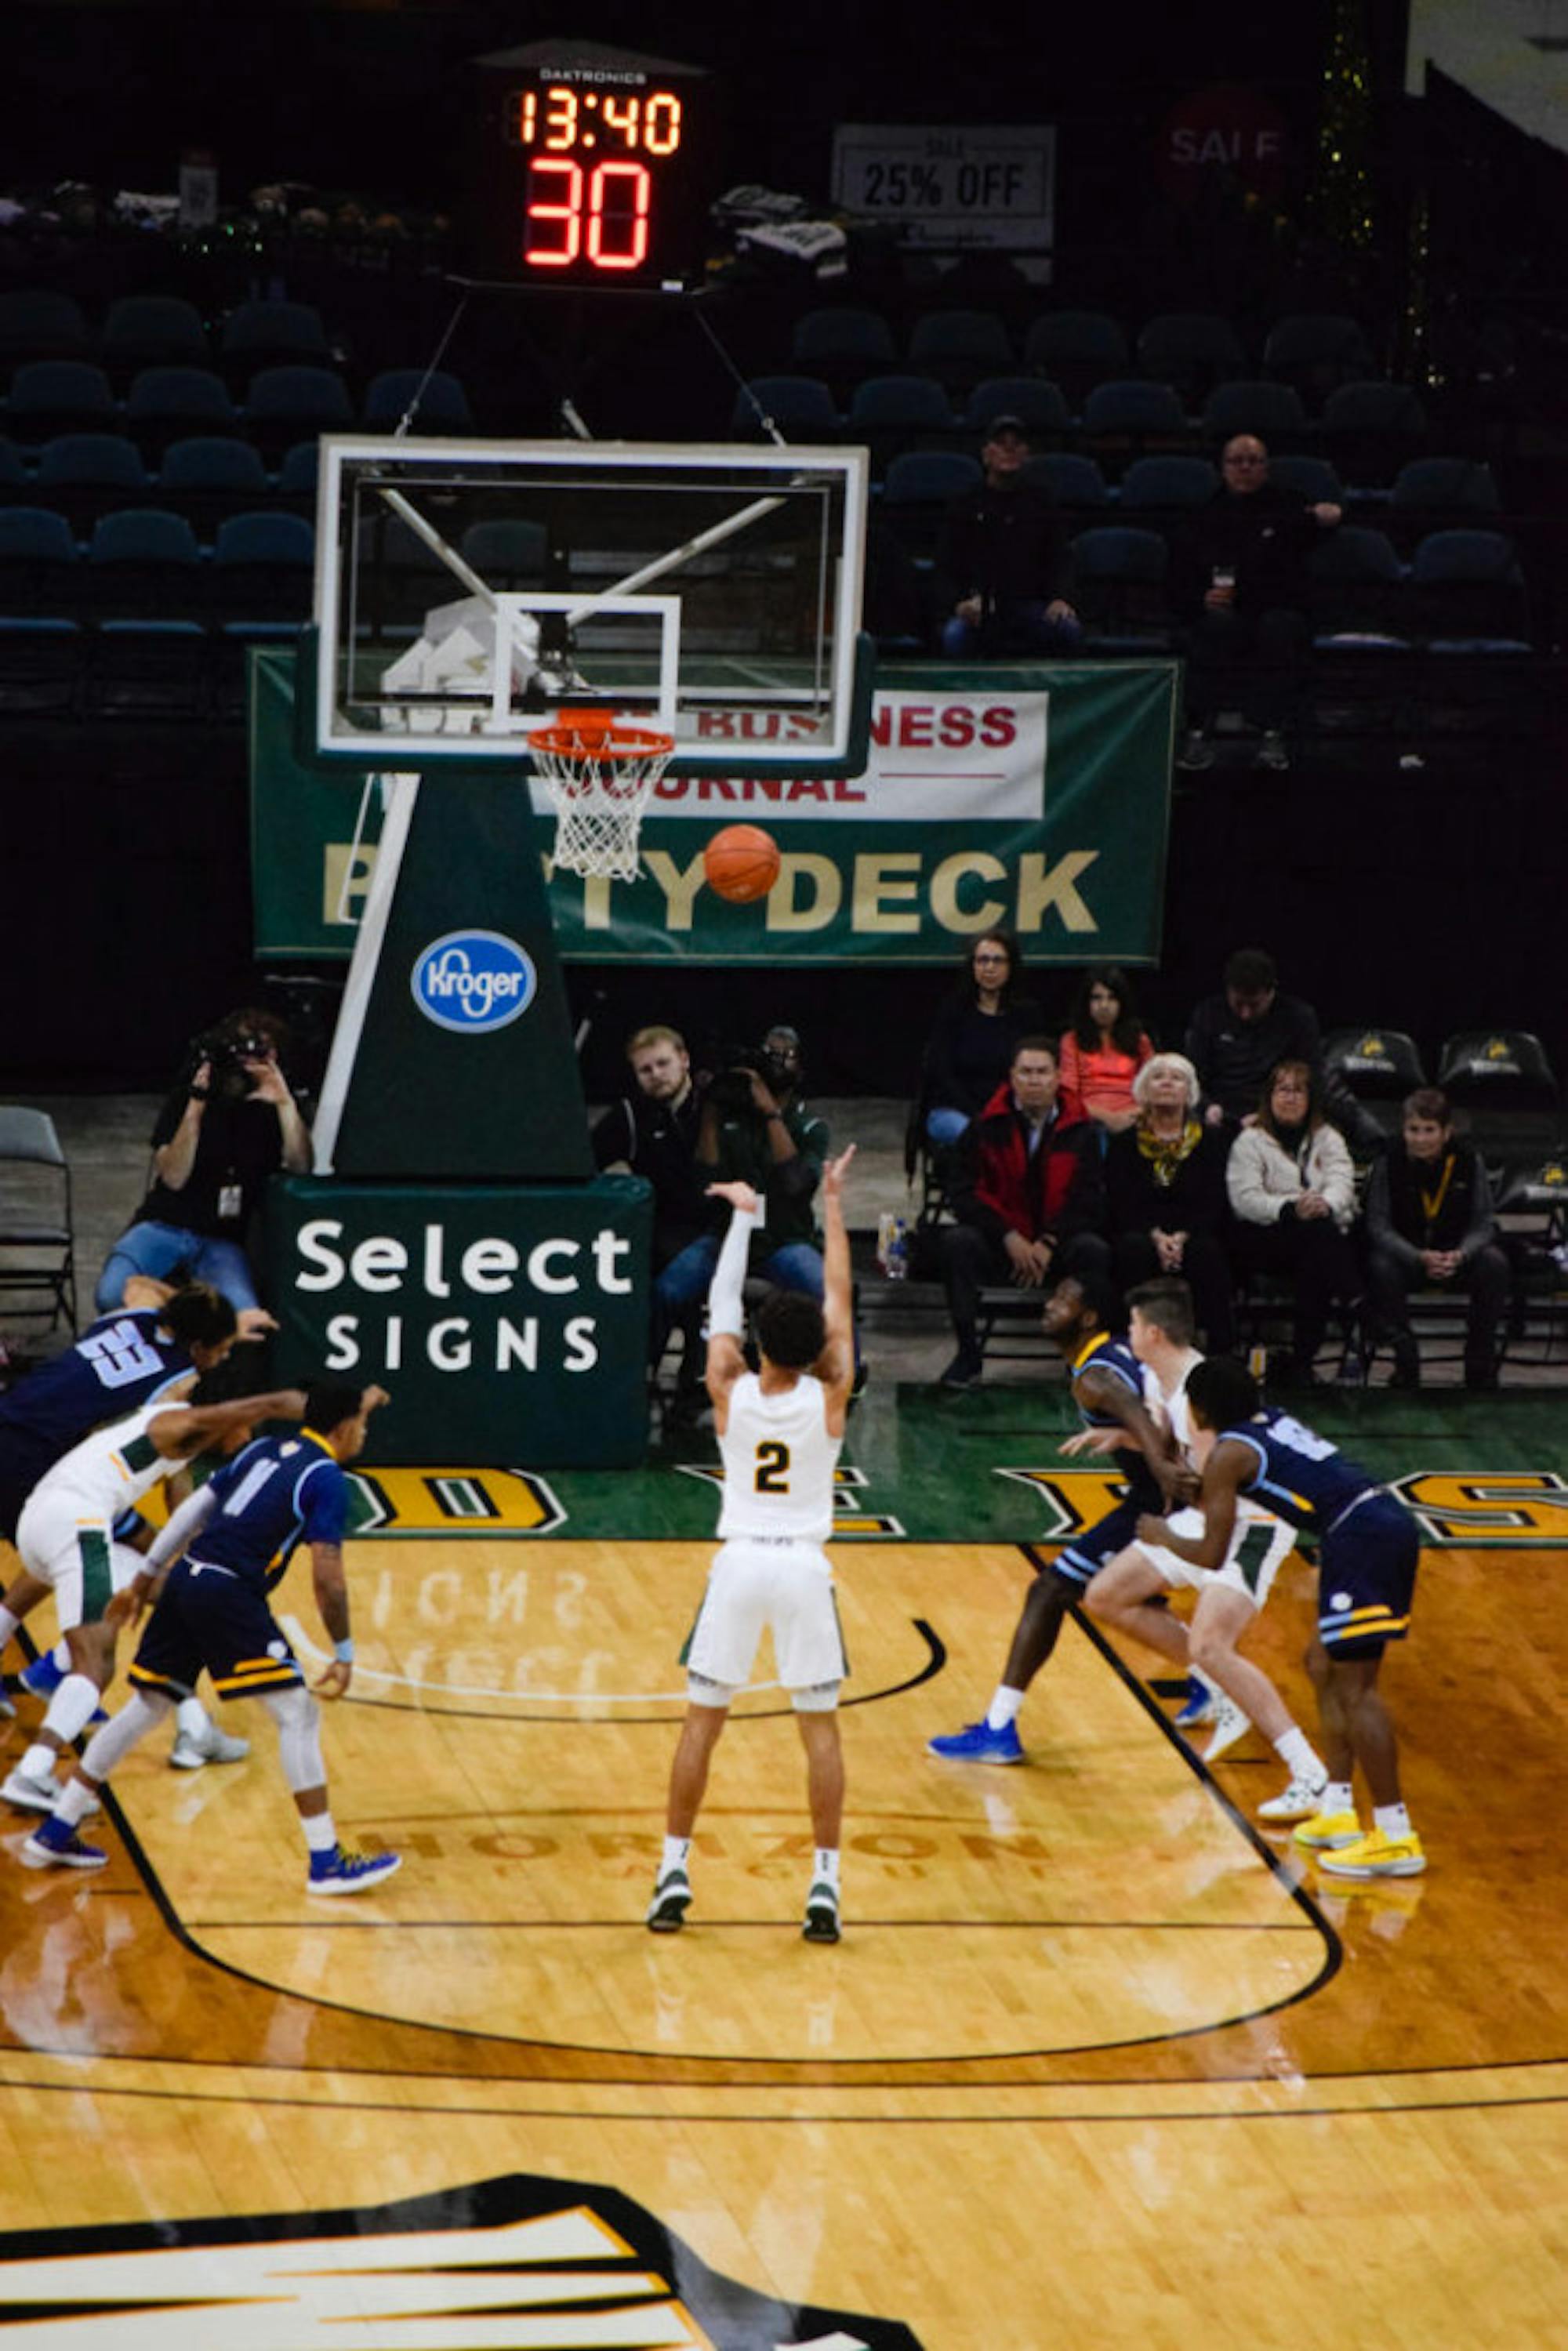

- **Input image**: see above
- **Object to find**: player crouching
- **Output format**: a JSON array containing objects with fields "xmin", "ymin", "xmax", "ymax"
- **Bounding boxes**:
[
  {"xmin": 22, "ymin": 1383, "xmax": 401, "ymax": 1896},
  {"xmin": 648, "ymin": 1148, "xmax": 856, "ymax": 1944}
]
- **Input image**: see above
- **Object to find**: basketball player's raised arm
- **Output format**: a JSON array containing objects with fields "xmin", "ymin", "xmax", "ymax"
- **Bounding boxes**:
[
  {"xmin": 819, "ymin": 1145, "xmax": 856, "ymax": 1428},
  {"xmin": 703, "ymin": 1178, "xmax": 760, "ymax": 1420},
  {"xmin": 148, "ymin": 1388, "xmax": 310, "ymax": 1462}
]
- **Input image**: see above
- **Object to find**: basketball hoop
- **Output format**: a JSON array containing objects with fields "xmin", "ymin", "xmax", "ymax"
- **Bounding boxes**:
[{"xmin": 527, "ymin": 706, "xmax": 675, "ymax": 883}]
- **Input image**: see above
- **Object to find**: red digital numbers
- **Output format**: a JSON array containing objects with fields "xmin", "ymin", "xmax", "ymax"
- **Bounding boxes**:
[{"xmin": 524, "ymin": 158, "xmax": 652, "ymax": 271}]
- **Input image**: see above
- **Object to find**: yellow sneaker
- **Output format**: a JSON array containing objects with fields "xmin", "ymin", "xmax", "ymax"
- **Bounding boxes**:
[
  {"xmin": 1292, "ymin": 1808, "xmax": 1363, "ymax": 1850},
  {"xmin": 1317, "ymin": 1827, "xmax": 1426, "ymax": 1879}
]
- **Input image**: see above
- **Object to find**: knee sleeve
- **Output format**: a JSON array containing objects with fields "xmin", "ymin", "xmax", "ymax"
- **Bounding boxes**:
[
  {"xmin": 79, "ymin": 1689, "xmax": 172, "ymax": 1783},
  {"xmin": 262, "ymin": 1682, "xmax": 325, "ymax": 1792}
]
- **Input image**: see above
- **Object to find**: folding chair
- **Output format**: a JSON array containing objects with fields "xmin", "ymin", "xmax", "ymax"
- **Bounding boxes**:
[{"xmin": 0, "ymin": 1107, "xmax": 78, "ymax": 1333}]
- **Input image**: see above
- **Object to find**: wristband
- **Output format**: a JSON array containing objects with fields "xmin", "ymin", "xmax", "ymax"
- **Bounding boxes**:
[
  {"xmin": 767, "ymin": 1111, "xmax": 786, "ymax": 1123},
  {"xmin": 334, "ymin": 1638, "xmax": 355, "ymax": 1663}
]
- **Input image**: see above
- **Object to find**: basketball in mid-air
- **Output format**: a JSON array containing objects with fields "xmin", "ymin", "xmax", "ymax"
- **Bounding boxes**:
[{"xmin": 702, "ymin": 824, "xmax": 782, "ymax": 904}]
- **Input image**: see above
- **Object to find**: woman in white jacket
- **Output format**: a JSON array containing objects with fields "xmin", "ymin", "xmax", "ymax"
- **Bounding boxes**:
[{"xmin": 1226, "ymin": 1059, "xmax": 1362, "ymax": 1384}]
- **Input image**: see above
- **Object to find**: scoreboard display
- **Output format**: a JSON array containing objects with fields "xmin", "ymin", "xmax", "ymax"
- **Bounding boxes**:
[{"xmin": 466, "ymin": 43, "xmax": 713, "ymax": 288}]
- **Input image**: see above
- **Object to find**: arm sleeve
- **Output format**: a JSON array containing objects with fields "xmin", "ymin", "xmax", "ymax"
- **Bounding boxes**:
[
  {"xmin": 707, "ymin": 1200, "xmax": 760, "ymax": 1338},
  {"xmin": 147, "ymin": 1482, "xmax": 219, "ymax": 1571},
  {"xmin": 1363, "ymin": 1160, "xmax": 1422, "ymax": 1271},
  {"xmin": 1314, "ymin": 1126, "xmax": 1359, "ymax": 1225}
]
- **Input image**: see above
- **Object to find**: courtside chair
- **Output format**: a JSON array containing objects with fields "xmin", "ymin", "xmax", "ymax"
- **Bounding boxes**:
[
  {"xmin": 2, "ymin": 361, "xmax": 118, "ymax": 445},
  {"xmin": 1070, "ymin": 525, "xmax": 1173, "ymax": 651},
  {"xmin": 962, "ymin": 378, "xmax": 1073, "ymax": 444},
  {"xmin": 212, "ymin": 511, "xmax": 315, "ymax": 620},
  {"xmin": 1320, "ymin": 381, "xmax": 1428, "ymax": 491},
  {"xmin": 1409, "ymin": 531, "xmax": 1532, "ymax": 651},
  {"xmin": 241, "ymin": 365, "xmax": 354, "ymax": 466},
  {"xmin": 361, "ymin": 368, "xmax": 476, "ymax": 435},
  {"xmin": 1261, "ymin": 313, "xmax": 1376, "ymax": 403},
  {"xmin": 1304, "ymin": 527, "xmax": 1408, "ymax": 647},
  {"xmin": 1136, "ymin": 312, "xmax": 1248, "ymax": 402},
  {"xmin": 1200, "ymin": 379, "xmax": 1311, "ymax": 452},
  {"xmin": 0, "ymin": 1106, "xmax": 78, "ymax": 1333},
  {"xmin": 33, "ymin": 433, "xmax": 151, "ymax": 528},
  {"xmin": 1321, "ymin": 1027, "xmax": 1428, "ymax": 1141},
  {"xmin": 0, "ymin": 506, "xmax": 81, "ymax": 613},
  {"xmin": 1079, "ymin": 379, "xmax": 1189, "ymax": 473},
  {"xmin": 85, "ymin": 506, "xmax": 208, "ymax": 714},
  {"xmin": 1022, "ymin": 312, "xmax": 1130, "ymax": 408},
  {"xmin": 1118, "ymin": 454, "xmax": 1218, "ymax": 517},
  {"xmin": 125, "ymin": 367, "xmax": 241, "ymax": 459},
  {"xmin": 0, "ymin": 290, "xmax": 91, "ymax": 366},
  {"xmin": 100, "ymin": 296, "xmax": 210, "ymax": 380},
  {"xmin": 85, "ymin": 507, "xmax": 203, "ymax": 616},
  {"xmin": 1436, "ymin": 1032, "xmax": 1563, "ymax": 1181},
  {"xmin": 1022, "ymin": 452, "xmax": 1111, "ymax": 515},
  {"xmin": 730, "ymin": 376, "xmax": 839, "ymax": 441},
  {"xmin": 789, "ymin": 307, "xmax": 898, "ymax": 399},
  {"xmin": 906, "ymin": 310, "xmax": 1015, "ymax": 395},
  {"xmin": 844, "ymin": 374, "xmax": 956, "ymax": 470},
  {"xmin": 219, "ymin": 299, "xmax": 334, "ymax": 381},
  {"xmin": 1267, "ymin": 452, "xmax": 1345, "ymax": 508},
  {"xmin": 1388, "ymin": 457, "xmax": 1501, "ymax": 526},
  {"xmin": 158, "ymin": 436, "xmax": 272, "ymax": 532}
]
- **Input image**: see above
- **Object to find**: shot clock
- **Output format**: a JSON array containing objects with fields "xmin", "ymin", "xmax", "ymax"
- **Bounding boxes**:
[{"xmin": 465, "ymin": 41, "xmax": 714, "ymax": 288}]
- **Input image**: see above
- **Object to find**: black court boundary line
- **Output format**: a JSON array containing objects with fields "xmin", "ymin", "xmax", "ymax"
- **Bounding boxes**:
[{"xmin": 2, "ymin": 2069, "xmax": 1565, "ymax": 2129}]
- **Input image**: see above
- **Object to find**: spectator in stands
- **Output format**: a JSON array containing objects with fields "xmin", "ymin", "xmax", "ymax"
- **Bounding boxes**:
[
  {"xmin": 1172, "ymin": 434, "xmax": 1341, "ymax": 773},
  {"xmin": 918, "ymin": 928, "xmax": 1043, "ymax": 1151},
  {"xmin": 933, "ymin": 416, "xmax": 1081, "ymax": 658},
  {"xmin": 1226, "ymin": 1058, "xmax": 1362, "ymax": 1384},
  {"xmin": 1184, "ymin": 948, "xmax": 1323, "ymax": 1133},
  {"xmin": 1363, "ymin": 1087, "xmax": 1511, "ymax": 1390},
  {"xmin": 655, "ymin": 1025, "xmax": 858, "ymax": 1380},
  {"xmin": 594, "ymin": 1024, "xmax": 709, "ymax": 1391},
  {"xmin": 96, "ymin": 1010, "xmax": 310, "ymax": 1318},
  {"xmin": 937, "ymin": 1036, "xmax": 1110, "ymax": 1388},
  {"xmin": 1105, "ymin": 1053, "xmax": 1236, "ymax": 1348},
  {"xmin": 1058, "ymin": 965, "xmax": 1155, "ymax": 1137}
]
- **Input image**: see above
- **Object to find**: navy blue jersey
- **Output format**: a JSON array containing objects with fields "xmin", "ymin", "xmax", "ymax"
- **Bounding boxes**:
[
  {"xmin": 1069, "ymin": 1328, "xmax": 1162, "ymax": 1502},
  {"xmin": 184, "ymin": 1428, "xmax": 348, "ymax": 1594},
  {"xmin": 1220, "ymin": 1408, "xmax": 1376, "ymax": 1536},
  {"xmin": 0, "ymin": 1311, "xmax": 191, "ymax": 1465}
]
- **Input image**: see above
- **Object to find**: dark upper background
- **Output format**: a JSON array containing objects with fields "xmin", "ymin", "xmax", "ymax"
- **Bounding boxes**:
[{"xmin": 1, "ymin": 1, "xmax": 1563, "ymax": 1098}]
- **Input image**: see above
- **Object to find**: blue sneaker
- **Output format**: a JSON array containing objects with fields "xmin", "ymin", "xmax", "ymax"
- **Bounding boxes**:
[
  {"xmin": 1174, "ymin": 1674, "xmax": 1216, "ymax": 1729},
  {"xmin": 307, "ymin": 1845, "xmax": 402, "ymax": 1896},
  {"xmin": 927, "ymin": 1718, "xmax": 1025, "ymax": 1764},
  {"xmin": 20, "ymin": 1819, "xmax": 107, "ymax": 1871},
  {"xmin": 19, "ymin": 1653, "xmax": 64, "ymax": 1700}
]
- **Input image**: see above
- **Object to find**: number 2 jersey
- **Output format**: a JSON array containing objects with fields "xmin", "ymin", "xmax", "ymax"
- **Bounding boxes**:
[
  {"xmin": 717, "ymin": 1373, "xmax": 841, "ymax": 1543},
  {"xmin": 181, "ymin": 1428, "xmax": 349, "ymax": 1595}
]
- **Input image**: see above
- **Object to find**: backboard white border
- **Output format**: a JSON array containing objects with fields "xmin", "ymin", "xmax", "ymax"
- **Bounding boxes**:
[{"xmin": 313, "ymin": 436, "xmax": 869, "ymax": 771}]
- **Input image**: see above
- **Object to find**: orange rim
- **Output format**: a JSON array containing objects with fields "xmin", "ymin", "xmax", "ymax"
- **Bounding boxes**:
[{"xmin": 527, "ymin": 706, "xmax": 674, "ymax": 762}]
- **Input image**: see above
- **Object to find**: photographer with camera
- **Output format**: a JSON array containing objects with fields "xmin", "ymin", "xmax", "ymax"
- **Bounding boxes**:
[
  {"xmin": 652, "ymin": 1027, "xmax": 857, "ymax": 1386},
  {"xmin": 96, "ymin": 1009, "xmax": 312, "ymax": 1318}
]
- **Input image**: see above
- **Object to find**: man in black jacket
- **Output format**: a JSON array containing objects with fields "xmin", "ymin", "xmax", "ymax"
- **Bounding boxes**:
[
  {"xmin": 593, "ymin": 1024, "xmax": 708, "ymax": 1384},
  {"xmin": 1173, "ymin": 434, "xmax": 1341, "ymax": 772},
  {"xmin": 1363, "ymin": 1088, "xmax": 1511, "ymax": 1389},
  {"xmin": 1183, "ymin": 949, "xmax": 1323, "ymax": 1132},
  {"xmin": 934, "ymin": 416, "xmax": 1080, "ymax": 658}
]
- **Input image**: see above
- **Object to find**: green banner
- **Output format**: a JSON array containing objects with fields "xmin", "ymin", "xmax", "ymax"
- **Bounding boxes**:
[{"xmin": 250, "ymin": 649, "xmax": 1175, "ymax": 965}]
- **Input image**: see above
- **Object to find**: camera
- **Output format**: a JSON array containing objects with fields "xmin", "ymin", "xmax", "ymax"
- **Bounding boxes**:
[
  {"xmin": 192, "ymin": 1026, "xmax": 273, "ymax": 1102},
  {"xmin": 707, "ymin": 1042, "xmax": 793, "ymax": 1115}
]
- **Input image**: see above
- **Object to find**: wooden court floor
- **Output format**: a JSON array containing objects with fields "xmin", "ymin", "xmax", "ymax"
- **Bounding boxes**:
[{"xmin": 0, "ymin": 1387, "xmax": 1565, "ymax": 2349}]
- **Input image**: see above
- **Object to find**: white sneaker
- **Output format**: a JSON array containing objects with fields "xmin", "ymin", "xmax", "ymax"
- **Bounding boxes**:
[
  {"xmin": 1202, "ymin": 1693, "xmax": 1250, "ymax": 1763},
  {"xmin": 1258, "ymin": 1772, "xmax": 1330, "ymax": 1823},
  {"xmin": 3, "ymin": 1765, "xmax": 60, "ymax": 1812},
  {"xmin": 170, "ymin": 1724, "xmax": 251, "ymax": 1769}
]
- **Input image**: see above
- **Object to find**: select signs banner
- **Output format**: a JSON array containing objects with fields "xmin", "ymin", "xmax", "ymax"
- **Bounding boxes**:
[{"xmin": 251, "ymin": 649, "xmax": 1175, "ymax": 964}]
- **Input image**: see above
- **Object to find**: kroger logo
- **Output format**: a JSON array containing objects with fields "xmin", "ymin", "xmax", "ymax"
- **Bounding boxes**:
[{"xmin": 411, "ymin": 931, "xmax": 536, "ymax": 1033}]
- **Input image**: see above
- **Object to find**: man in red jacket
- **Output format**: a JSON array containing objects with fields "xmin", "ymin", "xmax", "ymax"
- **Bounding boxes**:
[{"xmin": 937, "ymin": 1037, "xmax": 1111, "ymax": 1388}]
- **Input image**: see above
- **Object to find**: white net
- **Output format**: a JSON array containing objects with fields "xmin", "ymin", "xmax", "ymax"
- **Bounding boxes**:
[{"xmin": 528, "ymin": 709, "xmax": 675, "ymax": 883}]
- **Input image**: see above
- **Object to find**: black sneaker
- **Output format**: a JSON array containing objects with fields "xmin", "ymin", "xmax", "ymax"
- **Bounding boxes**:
[
  {"xmin": 938, "ymin": 1348, "xmax": 984, "ymax": 1390},
  {"xmin": 802, "ymin": 1881, "xmax": 841, "ymax": 1943}
]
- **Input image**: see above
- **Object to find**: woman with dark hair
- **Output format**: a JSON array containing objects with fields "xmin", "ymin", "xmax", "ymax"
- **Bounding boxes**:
[
  {"xmin": 1058, "ymin": 964, "xmax": 1155, "ymax": 1134},
  {"xmin": 1105, "ymin": 1052, "xmax": 1235, "ymax": 1348},
  {"xmin": 1226, "ymin": 1058, "xmax": 1361, "ymax": 1384},
  {"xmin": 917, "ymin": 928, "xmax": 1042, "ymax": 1148}
]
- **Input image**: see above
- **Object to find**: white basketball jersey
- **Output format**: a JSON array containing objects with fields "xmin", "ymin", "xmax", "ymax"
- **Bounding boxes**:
[
  {"xmin": 1142, "ymin": 1348, "xmax": 1205, "ymax": 1464},
  {"xmin": 717, "ymin": 1373, "xmax": 840, "ymax": 1542},
  {"xmin": 38, "ymin": 1399, "xmax": 189, "ymax": 1515}
]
